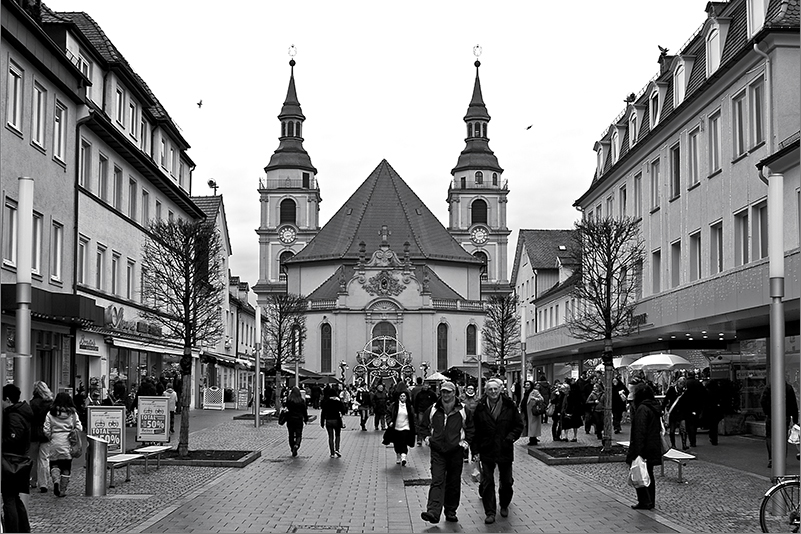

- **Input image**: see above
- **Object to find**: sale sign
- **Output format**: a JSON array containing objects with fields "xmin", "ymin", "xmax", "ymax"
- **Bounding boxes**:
[
  {"xmin": 136, "ymin": 396, "xmax": 169, "ymax": 443},
  {"xmin": 87, "ymin": 406, "xmax": 126, "ymax": 454}
]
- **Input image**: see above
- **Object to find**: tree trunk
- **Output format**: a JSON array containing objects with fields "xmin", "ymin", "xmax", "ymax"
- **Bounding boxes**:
[
  {"xmin": 602, "ymin": 339, "xmax": 614, "ymax": 452},
  {"xmin": 274, "ymin": 367, "xmax": 282, "ymax": 413},
  {"xmin": 178, "ymin": 371, "xmax": 191, "ymax": 458}
]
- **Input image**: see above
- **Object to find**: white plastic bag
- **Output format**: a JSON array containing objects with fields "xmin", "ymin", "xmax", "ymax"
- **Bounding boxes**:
[
  {"xmin": 788, "ymin": 417, "xmax": 800, "ymax": 445},
  {"xmin": 470, "ymin": 456, "xmax": 481, "ymax": 482},
  {"xmin": 628, "ymin": 456, "xmax": 650, "ymax": 488}
]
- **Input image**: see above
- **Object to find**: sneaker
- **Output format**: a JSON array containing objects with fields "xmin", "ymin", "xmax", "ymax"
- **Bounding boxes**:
[
  {"xmin": 401, "ymin": 454, "xmax": 407, "ymax": 466},
  {"xmin": 39, "ymin": 487, "xmax": 48, "ymax": 493},
  {"xmin": 484, "ymin": 515, "xmax": 496, "ymax": 524},
  {"xmin": 334, "ymin": 450, "xmax": 341, "ymax": 458},
  {"xmin": 500, "ymin": 507, "xmax": 508, "ymax": 517},
  {"xmin": 421, "ymin": 512, "xmax": 439, "ymax": 524},
  {"xmin": 330, "ymin": 454, "xmax": 336, "ymax": 458},
  {"xmin": 445, "ymin": 514, "xmax": 458, "ymax": 522}
]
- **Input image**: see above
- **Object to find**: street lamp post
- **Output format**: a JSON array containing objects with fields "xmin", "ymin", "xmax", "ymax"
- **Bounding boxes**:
[
  {"xmin": 339, "ymin": 360, "xmax": 348, "ymax": 383},
  {"xmin": 420, "ymin": 362, "xmax": 429, "ymax": 379}
]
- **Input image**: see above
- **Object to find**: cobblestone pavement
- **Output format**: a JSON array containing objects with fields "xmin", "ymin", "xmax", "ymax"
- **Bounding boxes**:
[{"xmin": 26, "ymin": 408, "xmax": 783, "ymax": 533}]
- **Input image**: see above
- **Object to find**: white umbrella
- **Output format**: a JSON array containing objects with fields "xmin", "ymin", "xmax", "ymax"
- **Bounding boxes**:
[
  {"xmin": 594, "ymin": 355, "xmax": 639, "ymax": 371},
  {"xmin": 425, "ymin": 371, "xmax": 449, "ymax": 381},
  {"xmin": 628, "ymin": 353, "xmax": 694, "ymax": 372}
]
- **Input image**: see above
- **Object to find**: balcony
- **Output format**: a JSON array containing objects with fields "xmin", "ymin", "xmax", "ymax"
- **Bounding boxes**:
[
  {"xmin": 259, "ymin": 177, "xmax": 319, "ymax": 190},
  {"xmin": 432, "ymin": 298, "xmax": 486, "ymax": 312}
]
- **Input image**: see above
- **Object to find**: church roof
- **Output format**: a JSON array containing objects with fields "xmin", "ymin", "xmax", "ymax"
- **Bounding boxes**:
[
  {"xmin": 305, "ymin": 265, "xmax": 464, "ymax": 301},
  {"xmin": 452, "ymin": 61, "xmax": 503, "ymax": 174},
  {"xmin": 289, "ymin": 160, "xmax": 481, "ymax": 264}
]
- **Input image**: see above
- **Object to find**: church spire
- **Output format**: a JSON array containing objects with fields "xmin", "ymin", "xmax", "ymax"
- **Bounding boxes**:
[{"xmin": 265, "ymin": 46, "xmax": 316, "ymax": 173}]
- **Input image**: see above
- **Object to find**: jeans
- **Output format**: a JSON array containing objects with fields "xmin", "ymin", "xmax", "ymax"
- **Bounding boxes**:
[
  {"xmin": 2, "ymin": 493, "xmax": 30, "ymax": 533},
  {"xmin": 374, "ymin": 412, "xmax": 386, "ymax": 430},
  {"xmin": 426, "ymin": 448, "xmax": 464, "ymax": 519},
  {"xmin": 359, "ymin": 408, "xmax": 370, "ymax": 429},
  {"xmin": 29, "ymin": 441, "xmax": 49, "ymax": 489},
  {"xmin": 325, "ymin": 420, "xmax": 341, "ymax": 454},
  {"xmin": 392, "ymin": 429, "xmax": 412, "ymax": 455},
  {"xmin": 287, "ymin": 422, "xmax": 304, "ymax": 452},
  {"xmin": 479, "ymin": 458, "xmax": 514, "ymax": 516}
]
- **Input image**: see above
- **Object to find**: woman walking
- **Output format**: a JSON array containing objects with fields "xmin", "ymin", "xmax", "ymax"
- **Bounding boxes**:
[
  {"xmin": 29, "ymin": 381, "xmax": 53, "ymax": 492},
  {"xmin": 43, "ymin": 392, "xmax": 82, "ymax": 497},
  {"xmin": 626, "ymin": 382, "xmax": 663, "ymax": 510},
  {"xmin": 385, "ymin": 391, "xmax": 416, "ymax": 466},
  {"xmin": 320, "ymin": 385, "xmax": 347, "ymax": 458},
  {"xmin": 561, "ymin": 381, "xmax": 583, "ymax": 442},
  {"xmin": 549, "ymin": 382, "xmax": 565, "ymax": 442},
  {"xmin": 521, "ymin": 382, "xmax": 544, "ymax": 446},
  {"xmin": 611, "ymin": 377, "xmax": 628, "ymax": 434},
  {"xmin": 285, "ymin": 387, "xmax": 310, "ymax": 457}
]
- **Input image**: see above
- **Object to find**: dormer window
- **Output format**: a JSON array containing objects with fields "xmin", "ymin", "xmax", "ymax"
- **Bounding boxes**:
[
  {"xmin": 611, "ymin": 131, "xmax": 619, "ymax": 164},
  {"xmin": 649, "ymin": 90, "xmax": 660, "ymax": 128},
  {"xmin": 706, "ymin": 27, "xmax": 721, "ymax": 76},
  {"xmin": 629, "ymin": 114, "xmax": 638, "ymax": 148},
  {"xmin": 596, "ymin": 146, "xmax": 605, "ymax": 176},
  {"xmin": 747, "ymin": 0, "xmax": 766, "ymax": 38},
  {"xmin": 674, "ymin": 64, "xmax": 686, "ymax": 106}
]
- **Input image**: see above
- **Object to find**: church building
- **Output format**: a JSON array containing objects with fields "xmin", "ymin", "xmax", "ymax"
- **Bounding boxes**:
[{"xmin": 253, "ymin": 56, "xmax": 511, "ymax": 386}]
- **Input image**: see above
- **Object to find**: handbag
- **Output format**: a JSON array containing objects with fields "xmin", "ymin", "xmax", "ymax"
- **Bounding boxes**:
[
  {"xmin": 278, "ymin": 408, "xmax": 288, "ymax": 426},
  {"xmin": 546, "ymin": 403, "xmax": 555, "ymax": 417},
  {"xmin": 1, "ymin": 453, "xmax": 32, "ymax": 475},
  {"xmin": 68, "ymin": 426, "xmax": 84, "ymax": 459},
  {"xmin": 628, "ymin": 455, "xmax": 650, "ymax": 488},
  {"xmin": 659, "ymin": 417, "xmax": 671, "ymax": 454}
]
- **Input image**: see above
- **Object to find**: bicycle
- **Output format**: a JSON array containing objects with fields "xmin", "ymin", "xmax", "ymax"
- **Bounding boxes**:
[{"xmin": 760, "ymin": 474, "xmax": 800, "ymax": 532}]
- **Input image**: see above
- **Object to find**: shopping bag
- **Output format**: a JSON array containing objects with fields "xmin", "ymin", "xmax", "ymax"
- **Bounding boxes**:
[
  {"xmin": 659, "ymin": 417, "xmax": 671, "ymax": 454},
  {"xmin": 470, "ymin": 457, "xmax": 481, "ymax": 482},
  {"xmin": 788, "ymin": 417, "xmax": 800, "ymax": 445},
  {"xmin": 628, "ymin": 456, "xmax": 650, "ymax": 488}
]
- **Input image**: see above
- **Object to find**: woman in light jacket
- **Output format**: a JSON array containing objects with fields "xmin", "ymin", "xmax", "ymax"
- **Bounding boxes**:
[
  {"xmin": 384, "ymin": 391, "xmax": 416, "ymax": 465},
  {"xmin": 43, "ymin": 392, "xmax": 82, "ymax": 497},
  {"xmin": 522, "ymin": 382, "xmax": 544, "ymax": 446},
  {"xmin": 29, "ymin": 381, "xmax": 53, "ymax": 492}
]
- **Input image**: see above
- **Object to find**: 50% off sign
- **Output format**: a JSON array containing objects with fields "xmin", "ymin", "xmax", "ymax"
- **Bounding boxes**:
[
  {"xmin": 86, "ymin": 406, "xmax": 126, "ymax": 454},
  {"xmin": 136, "ymin": 396, "xmax": 170, "ymax": 443}
]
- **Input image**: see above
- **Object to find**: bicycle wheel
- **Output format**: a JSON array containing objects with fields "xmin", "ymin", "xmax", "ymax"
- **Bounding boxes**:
[{"xmin": 761, "ymin": 479, "xmax": 800, "ymax": 532}]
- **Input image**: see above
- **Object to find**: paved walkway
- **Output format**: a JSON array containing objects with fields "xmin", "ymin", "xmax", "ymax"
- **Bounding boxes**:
[{"xmin": 26, "ymin": 407, "xmax": 796, "ymax": 533}]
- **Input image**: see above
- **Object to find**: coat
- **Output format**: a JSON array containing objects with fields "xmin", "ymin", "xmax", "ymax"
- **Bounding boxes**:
[
  {"xmin": 43, "ymin": 409, "xmax": 83, "ymax": 462},
  {"xmin": 522, "ymin": 390, "xmax": 544, "ymax": 438},
  {"xmin": 419, "ymin": 397, "xmax": 474, "ymax": 455},
  {"xmin": 2, "ymin": 400, "xmax": 33, "ymax": 495},
  {"xmin": 562, "ymin": 383, "xmax": 584, "ymax": 429},
  {"xmin": 372, "ymin": 390, "xmax": 388, "ymax": 415},
  {"xmin": 285, "ymin": 398, "xmax": 309, "ymax": 427},
  {"xmin": 626, "ymin": 398, "xmax": 663, "ymax": 466},
  {"xmin": 471, "ymin": 394, "xmax": 524, "ymax": 463},
  {"xmin": 320, "ymin": 395, "xmax": 346, "ymax": 428},
  {"xmin": 30, "ymin": 394, "xmax": 52, "ymax": 443},
  {"xmin": 385, "ymin": 400, "xmax": 416, "ymax": 448}
]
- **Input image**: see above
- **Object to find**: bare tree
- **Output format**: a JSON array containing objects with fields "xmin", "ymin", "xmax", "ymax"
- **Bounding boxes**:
[
  {"xmin": 482, "ymin": 293, "xmax": 522, "ymax": 395},
  {"xmin": 140, "ymin": 219, "xmax": 225, "ymax": 458},
  {"xmin": 261, "ymin": 293, "xmax": 307, "ymax": 412},
  {"xmin": 566, "ymin": 215, "xmax": 644, "ymax": 450}
]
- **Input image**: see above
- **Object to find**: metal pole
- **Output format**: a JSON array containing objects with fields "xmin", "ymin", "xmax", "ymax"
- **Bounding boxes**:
[
  {"xmin": 15, "ymin": 177, "xmax": 34, "ymax": 401},
  {"xmin": 254, "ymin": 306, "xmax": 261, "ymax": 429},
  {"xmin": 767, "ymin": 171, "xmax": 786, "ymax": 479}
]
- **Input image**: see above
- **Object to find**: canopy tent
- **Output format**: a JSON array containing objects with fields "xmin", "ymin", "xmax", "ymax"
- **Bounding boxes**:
[
  {"xmin": 425, "ymin": 371, "xmax": 449, "ymax": 381},
  {"xmin": 264, "ymin": 366, "xmax": 322, "ymax": 379},
  {"xmin": 300, "ymin": 375, "xmax": 341, "ymax": 386}
]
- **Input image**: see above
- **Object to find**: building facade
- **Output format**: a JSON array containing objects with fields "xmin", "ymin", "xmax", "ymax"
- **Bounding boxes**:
[{"xmin": 524, "ymin": 0, "xmax": 799, "ymax": 413}]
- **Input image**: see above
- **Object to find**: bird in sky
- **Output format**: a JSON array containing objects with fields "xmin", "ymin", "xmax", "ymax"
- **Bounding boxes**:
[
  {"xmin": 197, "ymin": 100, "xmax": 203, "ymax": 108},
  {"xmin": 525, "ymin": 124, "xmax": 533, "ymax": 130}
]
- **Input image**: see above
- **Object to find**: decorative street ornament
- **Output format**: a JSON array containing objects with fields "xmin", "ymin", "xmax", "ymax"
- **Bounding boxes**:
[{"xmin": 354, "ymin": 336, "xmax": 414, "ymax": 386}]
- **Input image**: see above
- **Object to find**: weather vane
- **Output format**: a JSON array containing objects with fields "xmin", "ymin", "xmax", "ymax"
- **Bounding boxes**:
[
  {"xmin": 473, "ymin": 44, "xmax": 482, "ymax": 58},
  {"xmin": 288, "ymin": 44, "xmax": 297, "ymax": 58}
]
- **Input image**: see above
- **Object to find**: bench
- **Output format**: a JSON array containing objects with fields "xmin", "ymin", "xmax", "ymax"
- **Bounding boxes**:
[
  {"xmin": 660, "ymin": 448, "xmax": 696, "ymax": 483},
  {"xmin": 106, "ymin": 453, "xmax": 144, "ymax": 488},
  {"xmin": 133, "ymin": 445, "xmax": 172, "ymax": 472}
]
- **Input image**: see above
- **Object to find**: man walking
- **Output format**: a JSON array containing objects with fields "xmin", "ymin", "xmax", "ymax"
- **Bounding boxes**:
[
  {"xmin": 419, "ymin": 381, "xmax": 473, "ymax": 524},
  {"xmin": 355, "ymin": 383, "xmax": 372, "ymax": 431},
  {"xmin": 471, "ymin": 378, "xmax": 524, "ymax": 524},
  {"xmin": 413, "ymin": 382, "xmax": 437, "ymax": 446}
]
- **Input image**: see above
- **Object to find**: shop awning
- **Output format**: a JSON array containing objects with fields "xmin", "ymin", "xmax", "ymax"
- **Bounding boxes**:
[{"xmin": 109, "ymin": 337, "xmax": 186, "ymax": 356}]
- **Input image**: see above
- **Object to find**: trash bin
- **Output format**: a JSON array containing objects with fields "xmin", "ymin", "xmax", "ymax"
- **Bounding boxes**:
[{"xmin": 85, "ymin": 435, "xmax": 107, "ymax": 496}]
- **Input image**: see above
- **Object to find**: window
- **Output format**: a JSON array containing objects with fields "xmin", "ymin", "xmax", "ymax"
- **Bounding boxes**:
[
  {"xmin": 634, "ymin": 173, "xmax": 642, "ymax": 218},
  {"xmin": 51, "ymin": 222, "xmax": 63, "ymax": 282},
  {"xmin": 142, "ymin": 190, "xmax": 150, "ymax": 222},
  {"xmin": 128, "ymin": 178, "xmax": 137, "ymax": 220},
  {"xmin": 302, "ymin": 172, "xmax": 310, "ymax": 188},
  {"xmin": 629, "ymin": 114, "xmax": 638, "ymax": 148},
  {"xmin": 113, "ymin": 167, "xmax": 123, "ymax": 210},
  {"xmin": 78, "ymin": 53, "xmax": 93, "ymax": 100},
  {"xmin": 596, "ymin": 146, "xmax": 604, "ymax": 176},
  {"xmin": 79, "ymin": 140, "xmax": 91, "ymax": 188},
  {"xmin": 111, "ymin": 253, "xmax": 120, "ymax": 295},
  {"xmin": 475, "ymin": 171, "xmax": 483, "ymax": 185},
  {"xmin": 474, "ymin": 251, "xmax": 488, "ymax": 281},
  {"xmin": 751, "ymin": 79, "xmax": 765, "ymax": 146},
  {"xmin": 688, "ymin": 129, "xmax": 700, "ymax": 186},
  {"xmin": 595, "ymin": 204, "xmax": 602, "ymax": 221},
  {"xmin": 77, "ymin": 237, "xmax": 88, "ymax": 284},
  {"xmin": 279, "ymin": 199, "xmax": 296, "ymax": 224},
  {"xmin": 6, "ymin": 62, "xmax": 23, "ymax": 130},
  {"xmin": 371, "ymin": 322, "xmax": 397, "ymax": 354},
  {"xmin": 706, "ymin": 28, "xmax": 721, "ymax": 75},
  {"xmin": 167, "ymin": 210, "xmax": 174, "ymax": 222},
  {"xmin": 155, "ymin": 200, "xmax": 162, "ymax": 220},
  {"xmin": 471, "ymin": 199, "xmax": 487, "ymax": 225},
  {"xmin": 96, "ymin": 246, "xmax": 106, "ymax": 290},
  {"xmin": 753, "ymin": 201, "xmax": 768, "ymax": 260},
  {"xmin": 709, "ymin": 111, "xmax": 721, "ymax": 172},
  {"xmin": 650, "ymin": 159, "xmax": 661, "ymax": 210},
  {"xmin": 179, "ymin": 162, "xmax": 186, "ymax": 188},
  {"xmin": 320, "ymin": 324, "xmax": 332, "ymax": 374},
  {"xmin": 619, "ymin": 185, "xmax": 627, "ymax": 218},
  {"xmin": 748, "ymin": 0, "xmax": 766, "ymax": 37},
  {"xmin": 650, "ymin": 90, "xmax": 660, "ymax": 128},
  {"xmin": 126, "ymin": 260, "xmax": 135, "ymax": 299},
  {"xmin": 32, "ymin": 83, "xmax": 46, "ymax": 147},
  {"xmin": 115, "ymin": 88, "xmax": 125, "ymax": 125},
  {"xmin": 32, "ymin": 213, "xmax": 42, "ymax": 275},
  {"xmin": 278, "ymin": 251, "xmax": 293, "ymax": 281},
  {"xmin": 3, "ymin": 201, "xmax": 17, "ymax": 266},
  {"xmin": 53, "ymin": 101, "xmax": 67, "ymax": 161},
  {"xmin": 492, "ymin": 172, "xmax": 498, "ymax": 186},
  {"xmin": 674, "ymin": 65, "xmax": 686, "ymax": 106},
  {"xmin": 652, "ymin": 250, "xmax": 661, "ymax": 293},
  {"xmin": 139, "ymin": 118, "xmax": 147, "ymax": 151},
  {"xmin": 606, "ymin": 196, "xmax": 614, "ymax": 218},
  {"xmin": 689, "ymin": 231, "xmax": 701, "ymax": 282},
  {"xmin": 670, "ymin": 240, "xmax": 681, "ymax": 288},
  {"xmin": 611, "ymin": 131, "xmax": 619, "ymax": 163},
  {"xmin": 160, "ymin": 139, "xmax": 166, "ymax": 167},
  {"xmin": 98, "ymin": 154, "xmax": 109, "ymax": 201},
  {"xmin": 466, "ymin": 324, "xmax": 477, "ymax": 356},
  {"xmin": 710, "ymin": 222, "xmax": 723, "ymax": 274},
  {"xmin": 170, "ymin": 148, "xmax": 176, "ymax": 176},
  {"xmin": 733, "ymin": 92, "xmax": 746, "ymax": 157},
  {"xmin": 670, "ymin": 144, "xmax": 681, "ymax": 199},
  {"xmin": 128, "ymin": 102, "xmax": 137, "ymax": 138},
  {"xmin": 437, "ymin": 323, "xmax": 448, "ymax": 370},
  {"xmin": 735, "ymin": 209, "xmax": 749, "ymax": 266},
  {"xmin": 140, "ymin": 267, "xmax": 149, "ymax": 304}
]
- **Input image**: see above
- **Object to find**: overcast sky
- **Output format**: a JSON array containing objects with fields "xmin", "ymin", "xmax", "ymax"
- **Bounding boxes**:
[{"xmin": 45, "ymin": 1, "xmax": 707, "ymax": 297}]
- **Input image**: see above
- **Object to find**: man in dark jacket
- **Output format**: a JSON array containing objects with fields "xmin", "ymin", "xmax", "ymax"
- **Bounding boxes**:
[
  {"xmin": 413, "ymin": 382, "xmax": 437, "ymax": 445},
  {"xmin": 2, "ymin": 383, "xmax": 33, "ymax": 533},
  {"xmin": 355, "ymin": 384, "xmax": 372, "ymax": 431},
  {"xmin": 418, "ymin": 381, "xmax": 474, "ymax": 524},
  {"xmin": 626, "ymin": 382, "xmax": 663, "ymax": 510},
  {"xmin": 470, "ymin": 378, "xmax": 524, "ymax": 524},
  {"xmin": 682, "ymin": 372, "xmax": 707, "ymax": 447}
]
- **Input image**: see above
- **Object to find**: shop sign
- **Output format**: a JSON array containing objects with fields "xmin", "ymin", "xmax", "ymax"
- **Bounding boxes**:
[
  {"xmin": 136, "ymin": 396, "xmax": 169, "ymax": 443},
  {"xmin": 105, "ymin": 305, "xmax": 138, "ymax": 333},
  {"xmin": 61, "ymin": 337, "xmax": 71, "ymax": 386},
  {"xmin": 710, "ymin": 362, "xmax": 730, "ymax": 379},
  {"xmin": 78, "ymin": 335, "xmax": 99, "ymax": 353},
  {"xmin": 87, "ymin": 406, "xmax": 126, "ymax": 454},
  {"xmin": 237, "ymin": 389, "xmax": 249, "ymax": 409},
  {"xmin": 736, "ymin": 369, "xmax": 767, "ymax": 380}
]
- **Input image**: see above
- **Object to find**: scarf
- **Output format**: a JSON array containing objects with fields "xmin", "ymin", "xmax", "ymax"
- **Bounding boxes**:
[{"xmin": 487, "ymin": 397, "xmax": 502, "ymax": 420}]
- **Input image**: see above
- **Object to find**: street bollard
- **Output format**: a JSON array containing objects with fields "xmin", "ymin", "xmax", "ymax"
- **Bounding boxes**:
[{"xmin": 85, "ymin": 435, "xmax": 107, "ymax": 496}]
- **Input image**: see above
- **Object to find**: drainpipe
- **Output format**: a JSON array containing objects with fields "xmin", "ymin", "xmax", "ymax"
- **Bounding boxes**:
[{"xmin": 754, "ymin": 41, "xmax": 786, "ymax": 479}]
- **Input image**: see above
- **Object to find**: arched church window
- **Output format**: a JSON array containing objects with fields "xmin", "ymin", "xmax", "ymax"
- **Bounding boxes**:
[
  {"xmin": 460, "ymin": 177, "xmax": 466, "ymax": 189},
  {"xmin": 474, "ymin": 122, "xmax": 480, "ymax": 137},
  {"xmin": 466, "ymin": 324, "xmax": 477, "ymax": 356},
  {"xmin": 475, "ymin": 171, "xmax": 483, "ymax": 185},
  {"xmin": 467, "ymin": 123, "xmax": 473, "ymax": 138},
  {"xmin": 320, "ymin": 323, "xmax": 332, "ymax": 373},
  {"xmin": 279, "ymin": 251, "xmax": 294, "ymax": 281},
  {"xmin": 492, "ymin": 172, "xmax": 498, "ymax": 186},
  {"xmin": 471, "ymin": 199, "xmax": 487, "ymax": 225},
  {"xmin": 296, "ymin": 121, "xmax": 301, "ymax": 137},
  {"xmin": 437, "ymin": 323, "xmax": 448, "ymax": 371},
  {"xmin": 372, "ymin": 321, "xmax": 397, "ymax": 354},
  {"xmin": 280, "ymin": 199, "xmax": 296, "ymax": 224},
  {"xmin": 483, "ymin": 123, "xmax": 488, "ymax": 137},
  {"xmin": 281, "ymin": 122, "xmax": 286, "ymax": 137},
  {"xmin": 474, "ymin": 251, "xmax": 488, "ymax": 281},
  {"xmin": 288, "ymin": 121, "xmax": 294, "ymax": 137}
]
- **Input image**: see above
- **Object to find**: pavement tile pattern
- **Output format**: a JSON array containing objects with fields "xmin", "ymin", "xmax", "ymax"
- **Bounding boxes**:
[{"xmin": 26, "ymin": 408, "xmax": 780, "ymax": 533}]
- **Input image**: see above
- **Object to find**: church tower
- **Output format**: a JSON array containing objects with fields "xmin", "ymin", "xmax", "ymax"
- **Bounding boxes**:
[
  {"xmin": 448, "ymin": 51, "xmax": 510, "ymax": 289},
  {"xmin": 254, "ymin": 52, "xmax": 321, "ymax": 300}
]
